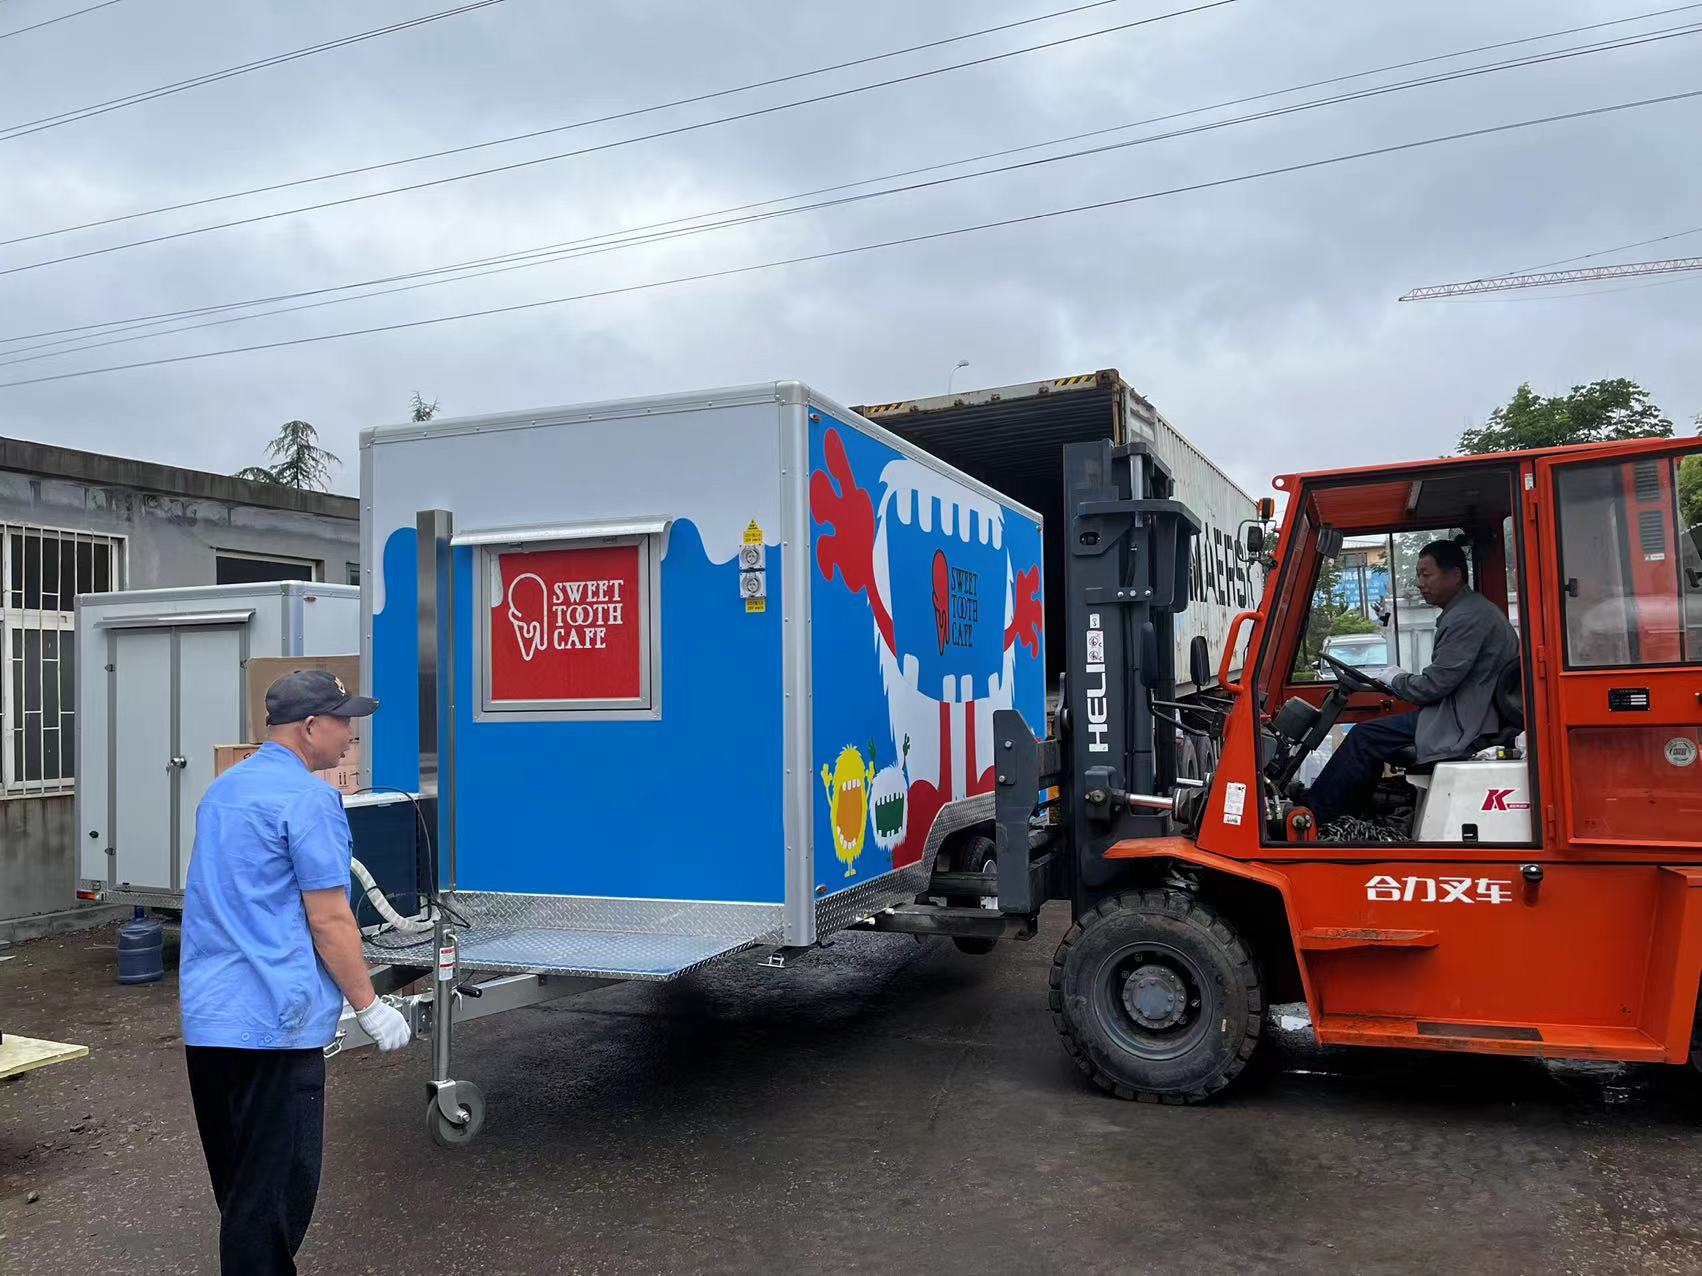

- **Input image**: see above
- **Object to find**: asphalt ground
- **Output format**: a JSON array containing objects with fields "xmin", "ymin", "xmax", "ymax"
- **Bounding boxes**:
[{"xmin": 5, "ymin": 906, "xmax": 1702, "ymax": 1275}]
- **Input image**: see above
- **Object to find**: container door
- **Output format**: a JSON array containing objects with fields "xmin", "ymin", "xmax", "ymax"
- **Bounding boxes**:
[
  {"xmin": 110, "ymin": 628, "xmax": 175, "ymax": 891},
  {"xmin": 1539, "ymin": 440, "xmax": 1702, "ymax": 847},
  {"xmin": 175, "ymin": 625, "xmax": 247, "ymax": 884}
]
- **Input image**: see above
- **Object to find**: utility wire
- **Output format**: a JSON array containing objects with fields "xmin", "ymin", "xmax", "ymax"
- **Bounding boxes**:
[
  {"xmin": 6, "ymin": 3, "xmax": 1694, "ymax": 255},
  {"xmin": 1500, "ymin": 223, "xmax": 1702, "ymax": 275},
  {"xmin": 1, "ymin": 87, "xmax": 1694, "ymax": 391},
  {"xmin": 0, "ymin": 0, "xmax": 126, "ymax": 42},
  {"xmin": 0, "ymin": 0, "xmax": 1240, "ymax": 273},
  {"xmin": 3, "ymin": 10, "xmax": 1691, "ymax": 347},
  {"xmin": 6, "ymin": 21, "xmax": 1696, "ymax": 366},
  {"xmin": 0, "ymin": 0, "xmax": 508, "ymax": 142},
  {"xmin": 0, "ymin": 0, "xmax": 1185, "ymax": 248}
]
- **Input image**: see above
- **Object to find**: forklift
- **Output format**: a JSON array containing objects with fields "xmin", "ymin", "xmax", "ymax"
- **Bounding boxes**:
[{"xmin": 980, "ymin": 434, "xmax": 1702, "ymax": 1102}]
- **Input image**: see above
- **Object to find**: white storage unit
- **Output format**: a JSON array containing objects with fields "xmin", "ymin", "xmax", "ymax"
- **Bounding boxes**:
[{"xmin": 74, "ymin": 582, "xmax": 360, "ymax": 905}]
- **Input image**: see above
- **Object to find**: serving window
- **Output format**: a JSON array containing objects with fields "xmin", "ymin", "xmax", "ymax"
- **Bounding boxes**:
[{"xmin": 463, "ymin": 522, "xmax": 664, "ymax": 722}]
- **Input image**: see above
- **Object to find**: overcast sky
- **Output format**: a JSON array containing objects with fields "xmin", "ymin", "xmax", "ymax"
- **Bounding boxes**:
[{"xmin": 1, "ymin": 0, "xmax": 1697, "ymax": 498}]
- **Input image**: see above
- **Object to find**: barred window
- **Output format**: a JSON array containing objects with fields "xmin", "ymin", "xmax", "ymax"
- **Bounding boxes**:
[{"xmin": 2, "ymin": 525, "xmax": 125, "ymax": 795}]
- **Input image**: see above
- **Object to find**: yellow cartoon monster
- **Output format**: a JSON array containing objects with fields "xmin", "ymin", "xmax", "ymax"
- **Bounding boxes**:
[{"xmin": 821, "ymin": 742, "xmax": 877, "ymax": 877}]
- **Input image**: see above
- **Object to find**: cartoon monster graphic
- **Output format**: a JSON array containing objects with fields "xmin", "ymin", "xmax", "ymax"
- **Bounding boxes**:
[
  {"xmin": 821, "ymin": 742, "xmax": 877, "ymax": 877},
  {"xmin": 812, "ymin": 427, "xmax": 1042, "ymax": 872},
  {"xmin": 868, "ymin": 734, "xmax": 910, "ymax": 857}
]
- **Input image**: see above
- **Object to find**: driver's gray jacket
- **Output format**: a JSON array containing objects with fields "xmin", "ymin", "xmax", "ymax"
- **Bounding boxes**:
[{"xmin": 1387, "ymin": 587, "xmax": 1520, "ymax": 764}]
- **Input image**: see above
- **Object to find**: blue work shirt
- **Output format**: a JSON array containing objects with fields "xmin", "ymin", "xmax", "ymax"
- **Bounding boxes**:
[{"xmin": 180, "ymin": 742, "xmax": 352, "ymax": 1049}]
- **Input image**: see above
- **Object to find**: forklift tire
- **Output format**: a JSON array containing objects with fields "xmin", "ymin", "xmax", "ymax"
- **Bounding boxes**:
[
  {"xmin": 1050, "ymin": 890, "xmax": 1261, "ymax": 1103},
  {"xmin": 946, "ymin": 834, "xmax": 1000, "ymax": 956}
]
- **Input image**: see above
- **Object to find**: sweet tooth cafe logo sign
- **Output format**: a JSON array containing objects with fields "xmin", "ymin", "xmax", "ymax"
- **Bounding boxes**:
[{"xmin": 491, "ymin": 544, "xmax": 642, "ymax": 703}]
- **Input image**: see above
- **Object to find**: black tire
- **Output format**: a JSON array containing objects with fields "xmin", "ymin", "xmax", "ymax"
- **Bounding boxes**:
[
  {"xmin": 946, "ymin": 834, "xmax": 999, "ymax": 956},
  {"xmin": 1050, "ymin": 890, "xmax": 1261, "ymax": 1103}
]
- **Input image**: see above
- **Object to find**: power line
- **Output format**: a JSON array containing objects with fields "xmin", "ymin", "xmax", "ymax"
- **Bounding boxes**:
[
  {"xmin": 5, "ymin": 10, "xmax": 1693, "ymax": 348},
  {"xmin": 5, "ymin": 9, "xmax": 1694, "ymax": 263},
  {"xmin": 0, "ymin": 0, "xmax": 1198, "ymax": 250},
  {"xmin": 7, "ymin": 21, "xmax": 1696, "ymax": 366},
  {"xmin": 2, "ymin": 86, "xmax": 1695, "ymax": 391},
  {"xmin": 0, "ymin": 0, "xmax": 508, "ymax": 142},
  {"xmin": 1500, "ymin": 223, "xmax": 1702, "ymax": 275},
  {"xmin": 0, "ymin": 0, "xmax": 127, "ymax": 42},
  {"xmin": 0, "ymin": 0, "xmax": 1239, "ymax": 277},
  {"xmin": 1401, "ymin": 255, "xmax": 1702, "ymax": 299}
]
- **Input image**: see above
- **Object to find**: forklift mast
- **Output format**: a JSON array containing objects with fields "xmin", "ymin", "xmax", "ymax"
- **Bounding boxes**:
[{"xmin": 994, "ymin": 439, "xmax": 1202, "ymax": 916}]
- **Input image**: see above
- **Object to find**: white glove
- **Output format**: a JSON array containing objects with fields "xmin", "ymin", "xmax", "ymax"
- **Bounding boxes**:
[{"xmin": 355, "ymin": 996, "xmax": 411, "ymax": 1051}]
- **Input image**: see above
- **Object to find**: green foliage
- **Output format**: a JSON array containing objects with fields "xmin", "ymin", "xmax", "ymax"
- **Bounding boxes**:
[
  {"xmin": 1459, "ymin": 379, "xmax": 1673, "ymax": 455},
  {"xmin": 1680, "ymin": 450, "xmax": 1701, "ymax": 530},
  {"xmin": 1291, "ymin": 557, "xmax": 1381, "ymax": 681},
  {"xmin": 410, "ymin": 391, "xmax": 440, "ymax": 423},
  {"xmin": 234, "ymin": 419, "xmax": 341, "ymax": 492}
]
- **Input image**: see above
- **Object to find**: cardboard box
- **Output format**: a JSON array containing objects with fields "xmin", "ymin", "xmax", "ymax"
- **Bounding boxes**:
[
  {"xmin": 214, "ymin": 741, "xmax": 363, "ymax": 794},
  {"xmin": 244, "ymin": 655, "xmax": 361, "ymax": 744}
]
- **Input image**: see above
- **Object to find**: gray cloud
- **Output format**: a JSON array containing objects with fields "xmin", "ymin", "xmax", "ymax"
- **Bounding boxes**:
[{"xmin": 1, "ymin": 0, "xmax": 1697, "ymax": 500}]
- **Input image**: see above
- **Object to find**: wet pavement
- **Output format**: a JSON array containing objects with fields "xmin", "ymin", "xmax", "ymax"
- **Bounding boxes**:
[{"xmin": 5, "ymin": 905, "xmax": 1702, "ymax": 1275}]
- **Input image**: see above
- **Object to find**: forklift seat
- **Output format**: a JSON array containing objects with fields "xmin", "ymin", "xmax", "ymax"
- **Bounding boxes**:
[{"xmin": 1388, "ymin": 660, "xmax": 1524, "ymax": 775}]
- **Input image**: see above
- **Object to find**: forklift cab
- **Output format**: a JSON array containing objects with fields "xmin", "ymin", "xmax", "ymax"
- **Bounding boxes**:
[
  {"xmin": 1246, "ymin": 439, "xmax": 1702, "ymax": 848},
  {"xmin": 1254, "ymin": 461, "xmax": 1529, "ymax": 843}
]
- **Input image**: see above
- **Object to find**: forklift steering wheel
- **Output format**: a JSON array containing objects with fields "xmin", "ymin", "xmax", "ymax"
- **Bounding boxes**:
[{"xmin": 1319, "ymin": 651, "xmax": 1396, "ymax": 697}]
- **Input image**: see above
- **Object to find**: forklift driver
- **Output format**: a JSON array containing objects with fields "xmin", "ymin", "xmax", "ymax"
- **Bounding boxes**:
[{"xmin": 1299, "ymin": 540, "xmax": 1519, "ymax": 827}]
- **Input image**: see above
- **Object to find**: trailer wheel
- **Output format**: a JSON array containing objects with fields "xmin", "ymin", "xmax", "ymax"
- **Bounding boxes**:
[
  {"xmin": 1050, "ymin": 890, "xmax": 1261, "ymax": 1103},
  {"xmin": 946, "ymin": 834, "xmax": 1000, "ymax": 955},
  {"xmin": 426, "ymin": 1082, "xmax": 485, "ymax": 1148}
]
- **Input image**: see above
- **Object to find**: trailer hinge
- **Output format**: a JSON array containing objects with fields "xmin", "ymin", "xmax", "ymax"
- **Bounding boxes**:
[{"xmin": 1543, "ymin": 804, "xmax": 1558, "ymax": 841}]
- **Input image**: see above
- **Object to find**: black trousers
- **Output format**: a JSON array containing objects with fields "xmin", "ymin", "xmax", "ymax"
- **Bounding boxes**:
[
  {"xmin": 185, "ymin": 1045, "xmax": 326, "ymax": 1275},
  {"xmin": 1306, "ymin": 710, "xmax": 1421, "ymax": 825}
]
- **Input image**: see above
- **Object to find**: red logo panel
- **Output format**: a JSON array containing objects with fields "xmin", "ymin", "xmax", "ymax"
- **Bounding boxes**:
[{"xmin": 490, "ymin": 544, "xmax": 643, "ymax": 704}]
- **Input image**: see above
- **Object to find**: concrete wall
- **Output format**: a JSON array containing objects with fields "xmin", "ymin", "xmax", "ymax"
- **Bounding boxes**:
[
  {"xmin": 0, "ymin": 440, "xmax": 358, "ymax": 920},
  {"xmin": 1, "ymin": 794, "xmax": 73, "ymax": 920},
  {"xmin": 0, "ymin": 472, "xmax": 358, "ymax": 586}
]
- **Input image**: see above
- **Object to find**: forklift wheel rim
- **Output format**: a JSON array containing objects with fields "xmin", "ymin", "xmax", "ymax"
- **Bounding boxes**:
[{"xmin": 1090, "ymin": 940, "xmax": 1210, "ymax": 1062}]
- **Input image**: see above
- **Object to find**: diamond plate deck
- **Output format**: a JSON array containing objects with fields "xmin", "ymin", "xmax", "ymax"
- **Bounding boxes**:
[{"xmin": 363, "ymin": 893, "xmax": 784, "ymax": 980}]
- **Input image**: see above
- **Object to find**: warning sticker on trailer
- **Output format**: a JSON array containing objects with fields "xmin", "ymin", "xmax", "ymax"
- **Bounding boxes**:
[{"xmin": 1222, "ymin": 781, "xmax": 1247, "ymax": 826}]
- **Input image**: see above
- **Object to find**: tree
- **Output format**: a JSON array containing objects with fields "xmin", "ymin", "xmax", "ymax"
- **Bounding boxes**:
[
  {"xmin": 234, "ymin": 419, "xmax": 341, "ymax": 491},
  {"xmin": 1459, "ymin": 379, "xmax": 1673, "ymax": 455},
  {"xmin": 1292, "ymin": 556, "xmax": 1379, "ymax": 680},
  {"xmin": 410, "ymin": 391, "xmax": 440, "ymax": 423},
  {"xmin": 1681, "ymin": 446, "xmax": 1701, "ymax": 530}
]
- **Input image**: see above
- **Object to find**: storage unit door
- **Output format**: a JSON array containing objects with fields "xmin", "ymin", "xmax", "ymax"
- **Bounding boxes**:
[
  {"xmin": 110, "ymin": 629, "xmax": 175, "ymax": 892},
  {"xmin": 175, "ymin": 625, "xmax": 247, "ymax": 882}
]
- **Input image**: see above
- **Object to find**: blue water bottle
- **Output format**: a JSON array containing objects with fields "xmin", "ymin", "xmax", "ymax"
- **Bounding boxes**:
[{"xmin": 116, "ymin": 907, "xmax": 164, "ymax": 985}]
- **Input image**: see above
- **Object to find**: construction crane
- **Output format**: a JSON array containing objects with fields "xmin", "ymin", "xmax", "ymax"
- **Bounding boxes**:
[{"xmin": 1400, "ymin": 254, "xmax": 1702, "ymax": 300}]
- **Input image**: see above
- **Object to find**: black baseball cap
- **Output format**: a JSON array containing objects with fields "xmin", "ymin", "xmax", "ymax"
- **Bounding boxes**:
[{"xmin": 265, "ymin": 670, "xmax": 379, "ymax": 725}]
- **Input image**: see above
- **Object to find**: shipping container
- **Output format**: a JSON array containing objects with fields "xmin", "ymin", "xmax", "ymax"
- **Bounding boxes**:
[
  {"xmin": 855, "ymin": 370, "xmax": 1258, "ymax": 692},
  {"xmin": 75, "ymin": 581, "xmax": 360, "ymax": 906}
]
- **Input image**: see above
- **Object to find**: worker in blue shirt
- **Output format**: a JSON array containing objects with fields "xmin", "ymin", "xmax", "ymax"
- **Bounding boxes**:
[{"xmin": 180, "ymin": 670, "xmax": 410, "ymax": 1275}]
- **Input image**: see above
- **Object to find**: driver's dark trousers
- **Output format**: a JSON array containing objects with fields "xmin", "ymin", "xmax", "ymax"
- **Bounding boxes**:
[{"xmin": 1305, "ymin": 710, "xmax": 1420, "ymax": 825}]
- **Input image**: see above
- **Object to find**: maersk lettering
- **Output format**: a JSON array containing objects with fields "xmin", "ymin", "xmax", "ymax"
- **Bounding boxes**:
[
  {"xmin": 1085, "ymin": 613, "xmax": 1110, "ymax": 754},
  {"xmin": 1190, "ymin": 518, "xmax": 1248, "ymax": 610}
]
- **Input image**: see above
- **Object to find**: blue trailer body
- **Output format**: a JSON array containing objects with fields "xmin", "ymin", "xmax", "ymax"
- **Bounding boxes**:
[{"xmin": 359, "ymin": 383, "xmax": 1043, "ymax": 977}]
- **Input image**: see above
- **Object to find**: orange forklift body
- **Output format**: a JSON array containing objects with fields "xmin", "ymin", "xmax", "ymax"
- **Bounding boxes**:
[{"xmin": 1110, "ymin": 436, "xmax": 1702, "ymax": 1064}]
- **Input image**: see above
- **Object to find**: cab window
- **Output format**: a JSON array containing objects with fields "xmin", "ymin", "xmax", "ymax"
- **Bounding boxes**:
[{"xmin": 1557, "ymin": 449, "xmax": 1702, "ymax": 668}]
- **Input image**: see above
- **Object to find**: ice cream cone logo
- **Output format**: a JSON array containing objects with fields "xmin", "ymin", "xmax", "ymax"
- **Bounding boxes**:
[{"xmin": 931, "ymin": 549, "xmax": 950, "ymax": 655}]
